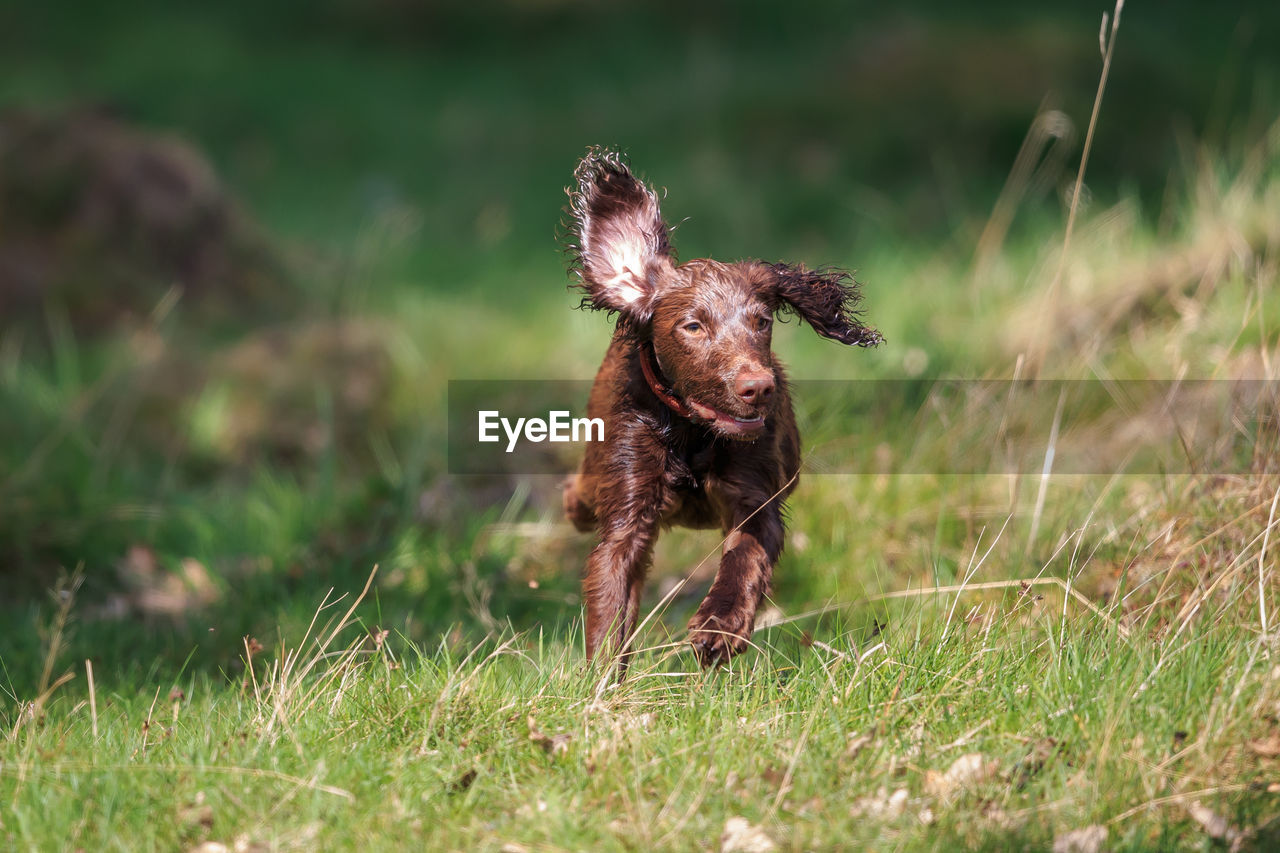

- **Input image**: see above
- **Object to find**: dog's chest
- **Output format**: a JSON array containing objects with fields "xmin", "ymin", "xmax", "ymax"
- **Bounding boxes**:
[
  {"xmin": 658, "ymin": 431, "xmax": 723, "ymax": 528},
  {"xmin": 664, "ymin": 428, "xmax": 717, "ymax": 489}
]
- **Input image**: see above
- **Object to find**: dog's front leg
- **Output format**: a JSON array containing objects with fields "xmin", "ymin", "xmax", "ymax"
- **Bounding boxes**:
[
  {"xmin": 583, "ymin": 478, "xmax": 664, "ymax": 673},
  {"xmin": 688, "ymin": 504, "xmax": 784, "ymax": 667}
]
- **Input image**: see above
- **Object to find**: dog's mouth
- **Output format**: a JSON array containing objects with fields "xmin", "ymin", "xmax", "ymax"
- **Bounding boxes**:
[
  {"xmin": 686, "ymin": 398, "xmax": 767, "ymax": 439},
  {"xmin": 638, "ymin": 341, "xmax": 769, "ymax": 439}
]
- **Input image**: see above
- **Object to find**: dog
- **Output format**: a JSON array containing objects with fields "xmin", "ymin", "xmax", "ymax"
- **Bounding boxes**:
[{"xmin": 561, "ymin": 148, "xmax": 880, "ymax": 671}]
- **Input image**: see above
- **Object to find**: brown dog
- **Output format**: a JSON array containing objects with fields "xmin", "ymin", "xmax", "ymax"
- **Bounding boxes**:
[{"xmin": 561, "ymin": 148, "xmax": 880, "ymax": 670}]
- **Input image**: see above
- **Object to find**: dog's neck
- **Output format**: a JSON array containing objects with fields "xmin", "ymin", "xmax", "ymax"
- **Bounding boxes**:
[{"xmin": 637, "ymin": 340, "xmax": 692, "ymax": 418}]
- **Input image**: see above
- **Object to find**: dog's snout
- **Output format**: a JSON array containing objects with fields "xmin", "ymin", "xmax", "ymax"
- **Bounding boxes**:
[{"xmin": 733, "ymin": 370, "xmax": 775, "ymax": 405}]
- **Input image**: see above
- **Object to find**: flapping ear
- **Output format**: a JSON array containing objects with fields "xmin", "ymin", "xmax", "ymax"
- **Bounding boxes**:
[
  {"xmin": 565, "ymin": 148, "xmax": 674, "ymax": 323},
  {"xmin": 766, "ymin": 262, "xmax": 882, "ymax": 347}
]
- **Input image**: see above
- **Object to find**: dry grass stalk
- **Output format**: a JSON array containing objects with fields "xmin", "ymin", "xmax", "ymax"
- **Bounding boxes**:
[
  {"xmin": 1258, "ymin": 485, "xmax": 1279, "ymax": 643},
  {"xmin": 9, "ymin": 569, "xmax": 83, "ymax": 742},
  {"xmin": 1030, "ymin": 0, "xmax": 1125, "ymax": 372},
  {"xmin": 973, "ymin": 106, "xmax": 1075, "ymax": 278},
  {"xmin": 246, "ymin": 565, "xmax": 380, "ymax": 742},
  {"xmin": 86, "ymin": 659, "xmax": 98, "ymax": 740},
  {"xmin": 867, "ymin": 576, "xmax": 1130, "ymax": 640}
]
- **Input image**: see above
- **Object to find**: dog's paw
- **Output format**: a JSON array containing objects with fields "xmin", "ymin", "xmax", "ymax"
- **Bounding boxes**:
[{"xmin": 687, "ymin": 593, "xmax": 756, "ymax": 667}]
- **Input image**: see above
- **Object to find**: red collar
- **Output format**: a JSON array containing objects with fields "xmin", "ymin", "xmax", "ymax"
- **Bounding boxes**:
[{"xmin": 638, "ymin": 341, "xmax": 692, "ymax": 418}]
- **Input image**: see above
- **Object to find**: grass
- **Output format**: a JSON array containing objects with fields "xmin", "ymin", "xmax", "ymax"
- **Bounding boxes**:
[
  {"xmin": 3, "ymin": 0, "xmax": 1280, "ymax": 849},
  {"xmin": 4, "ymin": 563, "xmax": 1279, "ymax": 850}
]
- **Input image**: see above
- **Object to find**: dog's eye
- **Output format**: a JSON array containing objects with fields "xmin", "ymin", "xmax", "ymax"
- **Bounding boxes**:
[
  {"xmin": 683, "ymin": 322, "xmax": 703, "ymax": 334},
  {"xmin": 754, "ymin": 316, "xmax": 773, "ymax": 332}
]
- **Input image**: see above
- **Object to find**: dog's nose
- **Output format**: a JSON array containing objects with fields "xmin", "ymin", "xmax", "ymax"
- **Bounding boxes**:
[{"xmin": 734, "ymin": 370, "xmax": 775, "ymax": 405}]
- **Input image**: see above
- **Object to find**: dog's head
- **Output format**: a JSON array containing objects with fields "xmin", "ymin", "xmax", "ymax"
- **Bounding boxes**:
[{"xmin": 566, "ymin": 148, "xmax": 881, "ymax": 440}]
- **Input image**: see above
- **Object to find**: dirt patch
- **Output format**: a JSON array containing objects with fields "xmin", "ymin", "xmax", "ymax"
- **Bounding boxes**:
[{"xmin": 0, "ymin": 106, "xmax": 291, "ymax": 335}]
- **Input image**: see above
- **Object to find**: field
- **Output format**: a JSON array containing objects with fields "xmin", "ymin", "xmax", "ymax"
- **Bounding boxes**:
[{"xmin": 3, "ymin": 1, "xmax": 1280, "ymax": 849}]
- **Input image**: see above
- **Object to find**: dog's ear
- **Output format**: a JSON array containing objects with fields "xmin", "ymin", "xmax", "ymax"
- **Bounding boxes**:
[
  {"xmin": 566, "ymin": 148, "xmax": 674, "ymax": 322},
  {"xmin": 764, "ymin": 263, "xmax": 882, "ymax": 347}
]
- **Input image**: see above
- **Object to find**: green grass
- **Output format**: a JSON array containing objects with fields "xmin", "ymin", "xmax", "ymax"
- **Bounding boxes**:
[{"xmin": 4, "ymin": 573, "xmax": 1279, "ymax": 850}]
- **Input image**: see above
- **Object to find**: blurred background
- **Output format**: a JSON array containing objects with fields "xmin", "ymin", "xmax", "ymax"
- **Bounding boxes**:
[{"xmin": 2, "ymin": 0, "xmax": 1278, "ymax": 695}]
